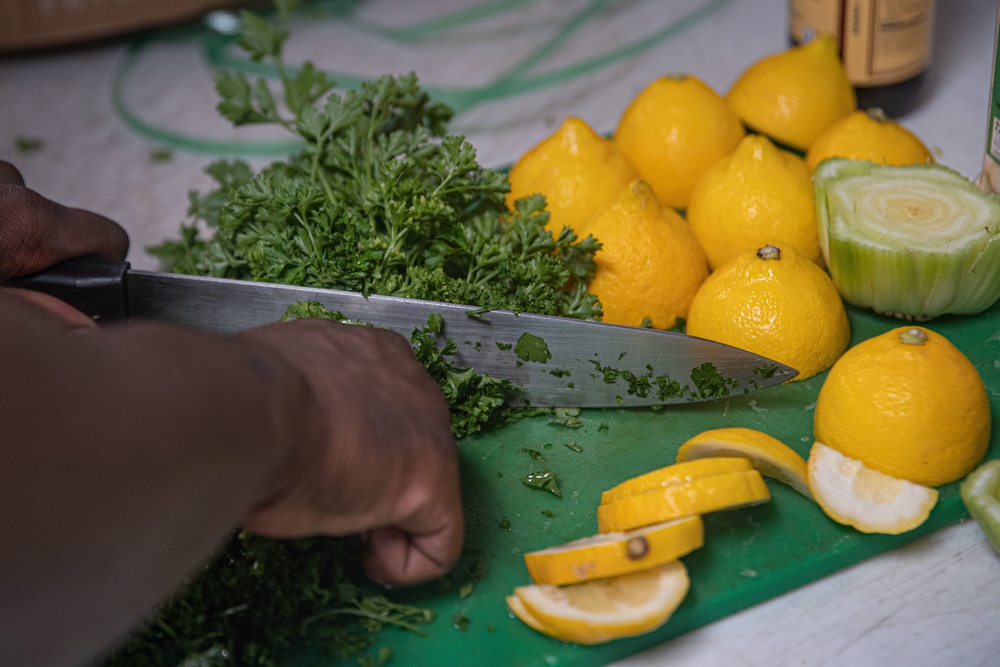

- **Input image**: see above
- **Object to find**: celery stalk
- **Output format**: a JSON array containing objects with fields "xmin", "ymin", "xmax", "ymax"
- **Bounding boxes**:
[
  {"xmin": 814, "ymin": 158, "xmax": 1000, "ymax": 320},
  {"xmin": 960, "ymin": 460, "xmax": 1000, "ymax": 557}
]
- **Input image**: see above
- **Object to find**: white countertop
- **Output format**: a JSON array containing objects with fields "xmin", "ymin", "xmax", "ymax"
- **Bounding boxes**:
[{"xmin": 3, "ymin": 1, "xmax": 999, "ymax": 665}]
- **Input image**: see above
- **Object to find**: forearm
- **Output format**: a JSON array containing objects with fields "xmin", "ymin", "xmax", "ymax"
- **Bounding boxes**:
[{"xmin": 0, "ymin": 296, "xmax": 325, "ymax": 667}]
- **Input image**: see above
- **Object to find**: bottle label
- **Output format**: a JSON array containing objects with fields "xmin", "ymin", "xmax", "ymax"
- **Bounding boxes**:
[
  {"xmin": 790, "ymin": 0, "xmax": 934, "ymax": 86},
  {"xmin": 977, "ymin": 2, "xmax": 1000, "ymax": 194}
]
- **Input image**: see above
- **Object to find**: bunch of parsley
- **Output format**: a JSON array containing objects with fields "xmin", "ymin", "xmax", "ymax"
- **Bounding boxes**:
[
  {"xmin": 151, "ymin": 2, "xmax": 600, "ymax": 322},
  {"xmin": 110, "ymin": 3, "xmax": 602, "ymax": 665}
]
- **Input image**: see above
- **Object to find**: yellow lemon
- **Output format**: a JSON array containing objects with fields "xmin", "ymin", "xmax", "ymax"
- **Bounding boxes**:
[
  {"xmin": 676, "ymin": 427, "xmax": 812, "ymax": 499},
  {"xmin": 813, "ymin": 326, "xmax": 991, "ymax": 487},
  {"xmin": 523, "ymin": 515, "xmax": 703, "ymax": 586},
  {"xmin": 578, "ymin": 179, "xmax": 708, "ymax": 329},
  {"xmin": 511, "ymin": 561, "xmax": 690, "ymax": 645},
  {"xmin": 614, "ymin": 74, "xmax": 745, "ymax": 210},
  {"xmin": 687, "ymin": 133, "xmax": 823, "ymax": 270},
  {"xmin": 506, "ymin": 116, "xmax": 640, "ymax": 236},
  {"xmin": 727, "ymin": 34, "xmax": 856, "ymax": 151},
  {"xmin": 685, "ymin": 244, "xmax": 850, "ymax": 382},
  {"xmin": 601, "ymin": 457, "xmax": 754, "ymax": 505},
  {"xmin": 597, "ymin": 470, "xmax": 770, "ymax": 533},
  {"xmin": 805, "ymin": 108, "xmax": 935, "ymax": 171},
  {"xmin": 807, "ymin": 442, "xmax": 938, "ymax": 535}
]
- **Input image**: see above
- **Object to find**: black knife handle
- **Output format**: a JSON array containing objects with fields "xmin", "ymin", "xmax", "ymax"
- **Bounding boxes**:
[{"xmin": 4, "ymin": 256, "xmax": 130, "ymax": 322}]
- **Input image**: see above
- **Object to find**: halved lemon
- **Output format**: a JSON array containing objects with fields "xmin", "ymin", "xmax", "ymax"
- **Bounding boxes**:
[
  {"xmin": 807, "ymin": 442, "xmax": 938, "ymax": 535},
  {"xmin": 597, "ymin": 470, "xmax": 770, "ymax": 533},
  {"xmin": 524, "ymin": 515, "xmax": 703, "ymax": 586},
  {"xmin": 676, "ymin": 427, "xmax": 812, "ymax": 499},
  {"xmin": 512, "ymin": 561, "xmax": 690, "ymax": 645},
  {"xmin": 601, "ymin": 457, "xmax": 753, "ymax": 505}
]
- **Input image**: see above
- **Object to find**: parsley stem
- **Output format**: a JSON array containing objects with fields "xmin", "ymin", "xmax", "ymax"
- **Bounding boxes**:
[{"xmin": 299, "ymin": 607, "xmax": 428, "ymax": 637}]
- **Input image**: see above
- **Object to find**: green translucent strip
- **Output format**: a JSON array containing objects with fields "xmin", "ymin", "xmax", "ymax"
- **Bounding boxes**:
[
  {"xmin": 112, "ymin": 0, "xmax": 734, "ymax": 155},
  {"xmin": 111, "ymin": 37, "xmax": 306, "ymax": 156},
  {"xmin": 333, "ymin": 0, "xmax": 541, "ymax": 42}
]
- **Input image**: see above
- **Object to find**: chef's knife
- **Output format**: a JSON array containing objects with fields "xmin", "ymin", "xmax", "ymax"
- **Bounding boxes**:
[{"xmin": 6, "ymin": 256, "xmax": 797, "ymax": 407}]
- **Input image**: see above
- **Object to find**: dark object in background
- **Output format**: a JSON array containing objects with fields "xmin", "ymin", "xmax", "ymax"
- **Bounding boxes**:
[{"xmin": 789, "ymin": 0, "xmax": 935, "ymax": 117}]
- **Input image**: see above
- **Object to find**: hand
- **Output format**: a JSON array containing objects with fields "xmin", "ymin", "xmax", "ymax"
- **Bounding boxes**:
[
  {"xmin": 238, "ymin": 319, "xmax": 464, "ymax": 587},
  {"xmin": 0, "ymin": 161, "xmax": 129, "ymax": 327}
]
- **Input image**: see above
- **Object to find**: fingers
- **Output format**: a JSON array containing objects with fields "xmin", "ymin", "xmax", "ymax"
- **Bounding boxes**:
[
  {"xmin": 0, "ymin": 163, "xmax": 129, "ymax": 281},
  {"xmin": 0, "ymin": 161, "xmax": 26, "ymax": 186},
  {"xmin": 363, "ymin": 452, "xmax": 465, "ymax": 586},
  {"xmin": 363, "ymin": 517, "xmax": 465, "ymax": 586},
  {"xmin": 236, "ymin": 319, "xmax": 466, "ymax": 586},
  {"xmin": 0, "ymin": 288, "xmax": 98, "ymax": 330}
]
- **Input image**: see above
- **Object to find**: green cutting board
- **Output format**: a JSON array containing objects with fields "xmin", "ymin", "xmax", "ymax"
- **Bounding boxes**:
[{"xmin": 310, "ymin": 299, "xmax": 1000, "ymax": 666}]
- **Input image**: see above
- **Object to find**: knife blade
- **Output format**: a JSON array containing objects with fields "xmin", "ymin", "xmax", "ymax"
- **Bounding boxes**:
[{"xmin": 6, "ymin": 256, "xmax": 797, "ymax": 407}]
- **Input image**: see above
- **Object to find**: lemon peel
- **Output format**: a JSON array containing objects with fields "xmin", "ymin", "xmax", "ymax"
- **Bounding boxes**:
[
  {"xmin": 601, "ymin": 457, "xmax": 753, "ymax": 505},
  {"xmin": 597, "ymin": 470, "xmax": 770, "ymax": 533},
  {"xmin": 807, "ymin": 442, "xmax": 938, "ymax": 535},
  {"xmin": 512, "ymin": 561, "xmax": 690, "ymax": 645},
  {"xmin": 524, "ymin": 515, "xmax": 704, "ymax": 586},
  {"xmin": 676, "ymin": 427, "xmax": 812, "ymax": 499}
]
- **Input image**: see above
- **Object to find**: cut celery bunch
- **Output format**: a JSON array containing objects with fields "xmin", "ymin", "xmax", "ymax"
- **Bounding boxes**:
[{"xmin": 814, "ymin": 158, "xmax": 1000, "ymax": 320}]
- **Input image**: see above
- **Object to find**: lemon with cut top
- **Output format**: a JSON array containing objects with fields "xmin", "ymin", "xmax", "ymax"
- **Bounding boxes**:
[
  {"xmin": 614, "ymin": 74, "xmax": 745, "ymax": 210},
  {"xmin": 597, "ymin": 469, "xmax": 770, "ymax": 533},
  {"xmin": 685, "ymin": 244, "xmax": 850, "ymax": 382},
  {"xmin": 807, "ymin": 442, "xmax": 938, "ymax": 535},
  {"xmin": 506, "ymin": 116, "xmax": 640, "ymax": 236},
  {"xmin": 813, "ymin": 326, "xmax": 990, "ymax": 487},
  {"xmin": 577, "ymin": 179, "xmax": 708, "ymax": 329},
  {"xmin": 511, "ymin": 561, "xmax": 690, "ymax": 645},
  {"xmin": 601, "ymin": 457, "xmax": 753, "ymax": 505},
  {"xmin": 686, "ymin": 133, "xmax": 822, "ymax": 270},
  {"xmin": 805, "ymin": 108, "xmax": 934, "ymax": 171},
  {"xmin": 523, "ymin": 515, "xmax": 703, "ymax": 586},
  {"xmin": 726, "ymin": 34, "xmax": 856, "ymax": 151},
  {"xmin": 676, "ymin": 427, "xmax": 812, "ymax": 499}
]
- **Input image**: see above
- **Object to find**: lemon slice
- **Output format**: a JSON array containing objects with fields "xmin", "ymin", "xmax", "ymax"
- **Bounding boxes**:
[
  {"xmin": 506, "ymin": 594, "xmax": 552, "ymax": 635},
  {"xmin": 597, "ymin": 470, "xmax": 770, "ymax": 533},
  {"xmin": 512, "ymin": 561, "xmax": 690, "ymax": 645},
  {"xmin": 524, "ymin": 515, "xmax": 703, "ymax": 586},
  {"xmin": 601, "ymin": 457, "xmax": 753, "ymax": 505},
  {"xmin": 807, "ymin": 442, "xmax": 938, "ymax": 535},
  {"xmin": 676, "ymin": 427, "xmax": 813, "ymax": 499}
]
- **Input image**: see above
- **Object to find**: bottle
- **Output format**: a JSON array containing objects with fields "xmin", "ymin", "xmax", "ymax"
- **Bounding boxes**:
[
  {"xmin": 977, "ymin": 2, "xmax": 1000, "ymax": 194},
  {"xmin": 789, "ymin": 0, "xmax": 935, "ymax": 117}
]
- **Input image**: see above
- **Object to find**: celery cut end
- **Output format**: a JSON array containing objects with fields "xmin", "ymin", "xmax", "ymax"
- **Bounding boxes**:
[{"xmin": 814, "ymin": 159, "xmax": 1000, "ymax": 320}]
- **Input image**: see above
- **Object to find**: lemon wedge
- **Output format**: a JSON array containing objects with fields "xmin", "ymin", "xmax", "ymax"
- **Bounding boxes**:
[
  {"xmin": 511, "ymin": 561, "xmax": 690, "ymax": 645},
  {"xmin": 524, "ymin": 515, "xmax": 703, "ymax": 586},
  {"xmin": 807, "ymin": 442, "xmax": 938, "ymax": 534},
  {"xmin": 597, "ymin": 470, "xmax": 770, "ymax": 533},
  {"xmin": 676, "ymin": 427, "xmax": 813, "ymax": 499},
  {"xmin": 601, "ymin": 457, "xmax": 753, "ymax": 505}
]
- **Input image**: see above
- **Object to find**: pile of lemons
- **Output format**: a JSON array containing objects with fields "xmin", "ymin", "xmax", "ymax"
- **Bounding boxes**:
[
  {"xmin": 507, "ymin": 33, "xmax": 935, "ymax": 382},
  {"xmin": 503, "ymin": 33, "xmax": 994, "ymax": 646}
]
